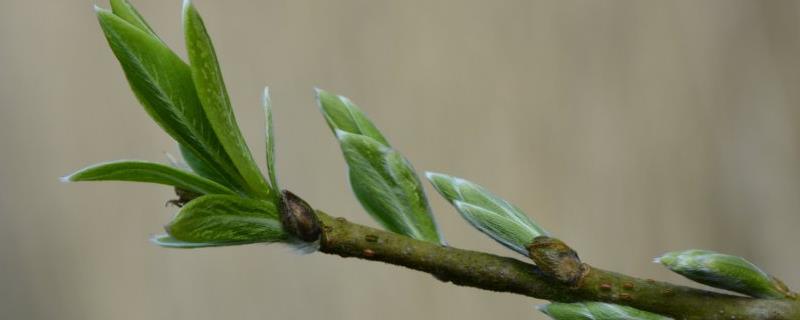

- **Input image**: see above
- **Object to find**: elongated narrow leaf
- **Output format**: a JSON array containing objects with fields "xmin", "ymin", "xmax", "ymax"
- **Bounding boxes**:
[
  {"xmin": 337, "ymin": 131, "xmax": 441, "ymax": 243},
  {"xmin": 95, "ymin": 8, "xmax": 247, "ymax": 193},
  {"xmin": 426, "ymin": 172, "xmax": 547, "ymax": 256},
  {"xmin": 64, "ymin": 160, "xmax": 235, "ymax": 195},
  {"xmin": 167, "ymin": 195, "xmax": 287, "ymax": 244},
  {"xmin": 263, "ymin": 87, "xmax": 278, "ymax": 190},
  {"xmin": 538, "ymin": 302, "xmax": 672, "ymax": 320},
  {"xmin": 151, "ymin": 234, "xmax": 234, "ymax": 249},
  {"xmin": 655, "ymin": 250, "xmax": 795, "ymax": 299},
  {"xmin": 182, "ymin": 1, "xmax": 272, "ymax": 200},
  {"xmin": 316, "ymin": 88, "xmax": 389, "ymax": 146},
  {"xmin": 109, "ymin": 0, "xmax": 160, "ymax": 40}
]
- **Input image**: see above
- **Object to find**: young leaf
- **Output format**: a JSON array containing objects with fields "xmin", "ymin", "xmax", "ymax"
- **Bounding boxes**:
[
  {"xmin": 538, "ymin": 302, "xmax": 672, "ymax": 320},
  {"xmin": 263, "ymin": 87, "xmax": 278, "ymax": 190},
  {"xmin": 426, "ymin": 172, "xmax": 547, "ymax": 256},
  {"xmin": 109, "ymin": 0, "xmax": 160, "ymax": 40},
  {"xmin": 182, "ymin": 0, "xmax": 272, "ymax": 200},
  {"xmin": 166, "ymin": 195, "xmax": 287, "ymax": 244},
  {"xmin": 655, "ymin": 250, "xmax": 796, "ymax": 299},
  {"xmin": 336, "ymin": 130, "xmax": 442, "ymax": 244},
  {"xmin": 64, "ymin": 160, "xmax": 235, "ymax": 195},
  {"xmin": 315, "ymin": 88, "xmax": 389, "ymax": 146},
  {"xmin": 95, "ymin": 7, "xmax": 247, "ymax": 193}
]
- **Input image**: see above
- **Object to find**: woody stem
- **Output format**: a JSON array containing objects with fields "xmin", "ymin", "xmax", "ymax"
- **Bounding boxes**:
[{"xmin": 315, "ymin": 211, "xmax": 800, "ymax": 320}]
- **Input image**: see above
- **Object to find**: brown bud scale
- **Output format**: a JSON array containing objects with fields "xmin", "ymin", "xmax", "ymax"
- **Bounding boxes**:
[{"xmin": 279, "ymin": 190, "xmax": 321, "ymax": 242}]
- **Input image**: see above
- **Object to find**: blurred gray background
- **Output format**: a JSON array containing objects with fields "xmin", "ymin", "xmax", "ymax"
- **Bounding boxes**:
[{"xmin": 2, "ymin": 0, "xmax": 800, "ymax": 319}]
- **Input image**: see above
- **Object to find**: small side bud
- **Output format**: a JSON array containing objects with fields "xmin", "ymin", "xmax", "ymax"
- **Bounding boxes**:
[
  {"xmin": 538, "ymin": 302, "xmax": 671, "ymax": 320},
  {"xmin": 166, "ymin": 187, "xmax": 201, "ymax": 207},
  {"xmin": 528, "ymin": 236, "xmax": 584, "ymax": 285},
  {"xmin": 279, "ymin": 190, "xmax": 321, "ymax": 242},
  {"xmin": 656, "ymin": 249, "xmax": 796, "ymax": 299}
]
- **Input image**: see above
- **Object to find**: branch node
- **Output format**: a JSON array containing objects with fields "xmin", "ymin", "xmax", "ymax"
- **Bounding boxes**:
[{"xmin": 528, "ymin": 236, "xmax": 584, "ymax": 286}]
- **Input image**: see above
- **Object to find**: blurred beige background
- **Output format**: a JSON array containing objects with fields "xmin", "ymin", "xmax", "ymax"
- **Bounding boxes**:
[{"xmin": 2, "ymin": 0, "xmax": 800, "ymax": 319}]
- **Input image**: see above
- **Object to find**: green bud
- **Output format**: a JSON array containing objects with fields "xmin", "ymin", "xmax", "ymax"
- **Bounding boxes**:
[
  {"xmin": 426, "ymin": 172, "xmax": 547, "ymax": 256},
  {"xmin": 655, "ymin": 249, "xmax": 795, "ymax": 299},
  {"xmin": 538, "ymin": 302, "xmax": 672, "ymax": 320}
]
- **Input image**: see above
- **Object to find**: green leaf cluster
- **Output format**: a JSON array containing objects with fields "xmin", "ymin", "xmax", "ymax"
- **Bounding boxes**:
[
  {"xmin": 67, "ymin": 0, "xmax": 284, "ymax": 248},
  {"xmin": 316, "ymin": 89, "xmax": 443, "ymax": 244}
]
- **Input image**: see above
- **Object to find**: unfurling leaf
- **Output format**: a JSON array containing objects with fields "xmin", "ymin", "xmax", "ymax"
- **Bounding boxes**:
[
  {"xmin": 95, "ymin": 5, "xmax": 248, "ymax": 193},
  {"xmin": 63, "ymin": 160, "xmax": 235, "ymax": 196},
  {"xmin": 316, "ymin": 89, "xmax": 442, "ymax": 244},
  {"xmin": 426, "ymin": 172, "xmax": 546, "ymax": 256},
  {"xmin": 166, "ymin": 195, "xmax": 287, "ymax": 245},
  {"xmin": 183, "ymin": 0, "xmax": 273, "ymax": 200},
  {"xmin": 538, "ymin": 302, "xmax": 672, "ymax": 320},
  {"xmin": 655, "ymin": 250, "xmax": 796, "ymax": 299}
]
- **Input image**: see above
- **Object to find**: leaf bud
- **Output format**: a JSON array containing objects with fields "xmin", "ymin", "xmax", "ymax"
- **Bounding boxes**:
[{"xmin": 655, "ymin": 249, "xmax": 796, "ymax": 299}]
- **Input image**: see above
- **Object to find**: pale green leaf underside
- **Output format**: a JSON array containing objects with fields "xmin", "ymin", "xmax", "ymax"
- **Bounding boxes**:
[
  {"xmin": 167, "ymin": 195, "xmax": 287, "ymax": 243},
  {"xmin": 183, "ymin": 1, "xmax": 272, "ymax": 200},
  {"xmin": 64, "ymin": 160, "xmax": 235, "ymax": 195},
  {"xmin": 426, "ymin": 172, "xmax": 547, "ymax": 255},
  {"xmin": 539, "ymin": 302, "xmax": 672, "ymax": 320},
  {"xmin": 337, "ymin": 131, "xmax": 441, "ymax": 244}
]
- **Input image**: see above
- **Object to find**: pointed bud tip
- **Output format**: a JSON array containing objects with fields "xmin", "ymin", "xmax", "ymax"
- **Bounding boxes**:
[
  {"xmin": 334, "ymin": 129, "xmax": 353, "ymax": 140},
  {"xmin": 59, "ymin": 175, "xmax": 73, "ymax": 183},
  {"xmin": 425, "ymin": 171, "xmax": 444, "ymax": 181}
]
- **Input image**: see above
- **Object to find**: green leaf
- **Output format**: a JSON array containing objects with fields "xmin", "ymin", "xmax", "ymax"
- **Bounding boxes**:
[
  {"xmin": 150, "ymin": 234, "xmax": 234, "ymax": 249},
  {"xmin": 95, "ymin": 7, "xmax": 247, "ymax": 193},
  {"xmin": 64, "ymin": 160, "xmax": 235, "ymax": 195},
  {"xmin": 167, "ymin": 195, "xmax": 287, "ymax": 244},
  {"xmin": 263, "ymin": 87, "xmax": 278, "ymax": 190},
  {"xmin": 316, "ymin": 88, "xmax": 389, "ymax": 146},
  {"xmin": 337, "ymin": 131, "xmax": 442, "ymax": 243},
  {"xmin": 655, "ymin": 250, "xmax": 795, "ymax": 299},
  {"xmin": 426, "ymin": 172, "xmax": 547, "ymax": 256},
  {"xmin": 538, "ymin": 302, "xmax": 672, "ymax": 320},
  {"xmin": 109, "ymin": 0, "xmax": 160, "ymax": 40},
  {"xmin": 182, "ymin": 0, "xmax": 272, "ymax": 200}
]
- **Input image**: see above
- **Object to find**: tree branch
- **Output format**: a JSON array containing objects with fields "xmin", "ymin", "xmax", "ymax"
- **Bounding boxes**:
[{"xmin": 315, "ymin": 211, "xmax": 800, "ymax": 320}]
